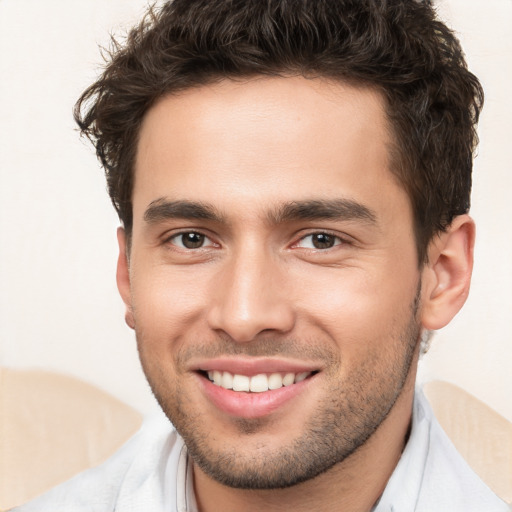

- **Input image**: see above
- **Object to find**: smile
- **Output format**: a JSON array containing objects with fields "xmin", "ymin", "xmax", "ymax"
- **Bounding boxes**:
[
  {"xmin": 196, "ymin": 366, "xmax": 320, "ymax": 419},
  {"xmin": 206, "ymin": 370, "xmax": 313, "ymax": 392}
]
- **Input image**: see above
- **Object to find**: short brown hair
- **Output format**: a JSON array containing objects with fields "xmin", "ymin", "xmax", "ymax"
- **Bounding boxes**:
[{"xmin": 75, "ymin": 0, "xmax": 483, "ymax": 262}]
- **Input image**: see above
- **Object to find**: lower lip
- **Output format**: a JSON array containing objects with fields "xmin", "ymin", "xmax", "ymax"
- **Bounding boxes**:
[{"xmin": 197, "ymin": 373, "xmax": 315, "ymax": 419}]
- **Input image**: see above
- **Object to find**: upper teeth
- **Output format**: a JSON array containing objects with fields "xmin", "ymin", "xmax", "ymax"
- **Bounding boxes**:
[{"xmin": 207, "ymin": 370, "xmax": 311, "ymax": 392}]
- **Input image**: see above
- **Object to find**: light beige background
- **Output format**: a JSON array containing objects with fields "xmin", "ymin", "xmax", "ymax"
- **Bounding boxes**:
[{"xmin": 1, "ymin": 0, "xmax": 511, "ymax": 419}]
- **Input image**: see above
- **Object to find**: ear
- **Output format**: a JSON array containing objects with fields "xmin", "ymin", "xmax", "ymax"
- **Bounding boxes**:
[
  {"xmin": 420, "ymin": 215, "xmax": 475, "ymax": 330},
  {"xmin": 116, "ymin": 227, "xmax": 135, "ymax": 330}
]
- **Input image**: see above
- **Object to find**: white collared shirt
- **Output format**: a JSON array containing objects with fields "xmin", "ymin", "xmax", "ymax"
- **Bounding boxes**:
[{"xmin": 13, "ymin": 389, "xmax": 509, "ymax": 511}]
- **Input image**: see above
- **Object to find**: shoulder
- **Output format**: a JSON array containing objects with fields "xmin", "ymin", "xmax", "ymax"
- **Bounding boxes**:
[
  {"xmin": 11, "ymin": 412, "xmax": 182, "ymax": 512},
  {"xmin": 377, "ymin": 389, "xmax": 510, "ymax": 512},
  {"xmin": 413, "ymin": 390, "xmax": 509, "ymax": 511},
  {"xmin": 415, "ymin": 390, "xmax": 509, "ymax": 511}
]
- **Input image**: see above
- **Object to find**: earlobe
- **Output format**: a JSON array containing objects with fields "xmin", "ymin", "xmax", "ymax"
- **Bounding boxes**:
[
  {"xmin": 420, "ymin": 215, "xmax": 475, "ymax": 330},
  {"xmin": 116, "ymin": 227, "xmax": 135, "ymax": 330}
]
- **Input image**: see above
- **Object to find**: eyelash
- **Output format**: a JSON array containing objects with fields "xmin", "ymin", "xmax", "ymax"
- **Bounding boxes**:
[
  {"xmin": 163, "ymin": 230, "xmax": 349, "ymax": 252},
  {"xmin": 165, "ymin": 231, "xmax": 216, "ymax": 250},
  {"xmin": 293, "ymin": 231, "xmax": 348, "ymax": 251}
]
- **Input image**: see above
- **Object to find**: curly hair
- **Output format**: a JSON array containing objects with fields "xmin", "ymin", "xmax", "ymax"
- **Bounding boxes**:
[{"xmin": 74, "ymin": 0, "xmax": 483, "ymax": 263}]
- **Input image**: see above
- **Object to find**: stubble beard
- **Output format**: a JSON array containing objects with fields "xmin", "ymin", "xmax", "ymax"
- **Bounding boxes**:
[{"xmin": 137, "ymin": 297, "xmax": 421, "ymax": 490}]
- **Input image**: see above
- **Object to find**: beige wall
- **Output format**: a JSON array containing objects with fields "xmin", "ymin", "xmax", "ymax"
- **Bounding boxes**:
[{"xmin": 1, "ymin": 0, "xmax": 511, "ymax": 419}]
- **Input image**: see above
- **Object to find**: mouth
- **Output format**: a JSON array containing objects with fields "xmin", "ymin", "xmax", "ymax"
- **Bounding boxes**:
[
  {"xmin": 194, "ymin": 364, "xmax": 320, "ymax": 419},
  {"xmin": 201, "ymin": 370, "xmax": 316, "ymax": 392}
]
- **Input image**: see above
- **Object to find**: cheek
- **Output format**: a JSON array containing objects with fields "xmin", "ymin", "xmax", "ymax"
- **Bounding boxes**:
[
  {"xmin": 130, "ymin": 265, "xmax": 211, "ymax": 347},
  {"xmin": 291, "ymin": 264, "xmax": 419, "ymax": 346}
]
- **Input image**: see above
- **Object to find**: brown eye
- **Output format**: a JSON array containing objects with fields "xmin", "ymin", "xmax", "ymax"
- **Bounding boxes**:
[
  {"xmin": 296, "ymin": 232, "xmax": 342, "ymax": 250},
  {"xmin": 172, "ymin": 232, "xmax": 208, "ymax": 249},
  {"xmin": 311, "ymin": 233, "xmax": 336, "ymax": 249}
]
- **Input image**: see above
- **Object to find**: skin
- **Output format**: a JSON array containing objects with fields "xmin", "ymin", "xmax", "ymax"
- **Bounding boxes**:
[{"xmin": 117, "ymin": 76, "xmax": 475, "ymax": 512}]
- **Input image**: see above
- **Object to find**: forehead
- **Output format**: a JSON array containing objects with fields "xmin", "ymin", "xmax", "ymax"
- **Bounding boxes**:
[{"xmin": 133, "ymin": 76, "xmax": 405, "ymax": 224}]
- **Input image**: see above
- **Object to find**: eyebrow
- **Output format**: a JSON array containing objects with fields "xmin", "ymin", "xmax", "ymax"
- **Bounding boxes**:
[
  {"xmin": 267, "ymin": 199, "xmax": 378, "ymax": 225},
  {"xmin": 143, "ymin": 197, "xmax": 377, "ymax": 226},
  {"xmin": 144, "ymin": 198, "xmax": 224, "ymax": 224}
]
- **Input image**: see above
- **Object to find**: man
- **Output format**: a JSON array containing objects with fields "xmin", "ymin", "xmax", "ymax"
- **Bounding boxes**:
[{"xmin": 13, "ymin": 0, "xmax": 508, "ymax": 511}]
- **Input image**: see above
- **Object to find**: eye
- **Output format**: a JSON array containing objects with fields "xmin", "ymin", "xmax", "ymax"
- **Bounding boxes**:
[
  {"xmin": 296, "ymin": 232, "xmax": 343, "ymax": 250},
  {"xmin": 168, "ymin": 232, "xmax": 214, "ymax": 249}
]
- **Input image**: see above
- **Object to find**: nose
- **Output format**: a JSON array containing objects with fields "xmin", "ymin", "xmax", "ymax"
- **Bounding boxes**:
[{"xmin": 206, "ymin": 247, "xmax": 295, "ymax": 343}]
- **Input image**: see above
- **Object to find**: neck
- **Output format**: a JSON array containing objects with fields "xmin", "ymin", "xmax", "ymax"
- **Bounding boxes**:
[{"xmin": 193, "ymin": 375, "xmax": 417, "ymax": 512}]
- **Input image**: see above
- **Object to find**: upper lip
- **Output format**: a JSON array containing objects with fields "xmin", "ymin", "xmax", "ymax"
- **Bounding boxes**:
[{"xmin": 193, "ymin": 357, "xmax": 320, "ymax": 376}]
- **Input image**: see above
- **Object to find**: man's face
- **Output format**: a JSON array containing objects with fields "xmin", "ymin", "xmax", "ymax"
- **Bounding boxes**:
[{"xmin": 121, "ymin": 77, "xmax": 424, "ymax": 488}]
